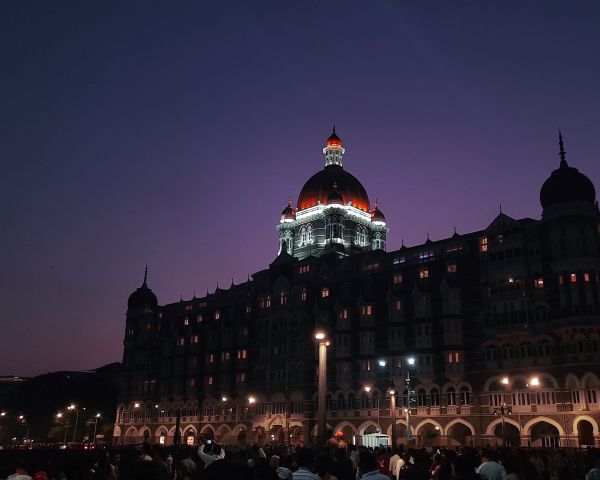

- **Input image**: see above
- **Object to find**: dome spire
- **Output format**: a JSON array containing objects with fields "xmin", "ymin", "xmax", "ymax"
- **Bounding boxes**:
[
  {"xmin": 559, "ymin": 130, "xmax": 568, "ymax": 167},
  {"xmin": 323, "ymin": 126, "xmax": 345, "ymax": 167},
  {"xmin": 143, "ymin": 265, "xmax": 148, "ymax": 286}
]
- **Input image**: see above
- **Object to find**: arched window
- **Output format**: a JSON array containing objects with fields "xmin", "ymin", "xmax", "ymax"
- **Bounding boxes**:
[
  {"xmin": 348, "ymin": 393, "xmax": 356, "ymax": 410},
  {"xmin": 460, "ymin": 386, "xmax": 470, "ymax": 405},
  {"xmin": 306, "ymin": 224, "xmax": 313, "ymax": 243},
  {"xmin": 300, "ymin": 288, "xmax": 307, "ymax": 302},
  {"xmin": 299, "ymin": 226, "xmax": 307, "ymax": 247},
  {"xmin": 361, "ymin": 392, "xmax": 369, "ymax": 409},
  {"xmin": 372, "ymin": 392, "xmax": 380, "ymax": 409},
  {"xmin": 447, "ymin": 387, "xmax": 457, "ymax": 405},
  {"xmin": 337, "ymin": 394, "xmax": 345, "ymax": 410},
  {"xmin": 417, "ymin": 389, "xmax": 427, "ymax": 406},
  {"xmin": 430, "ymin": 388, "xmax": 440, "ymax": 406}
]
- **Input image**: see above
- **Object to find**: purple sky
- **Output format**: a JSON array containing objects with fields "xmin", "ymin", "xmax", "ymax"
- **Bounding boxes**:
[{"xmin": 2, "ymin": 1, "xmax": 599, "ymax": 376}]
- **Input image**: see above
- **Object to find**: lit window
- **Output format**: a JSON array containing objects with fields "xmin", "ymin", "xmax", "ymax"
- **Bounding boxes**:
[
  {"xmin": 419, "ymin": 268, "xmax": 429, "ymax": 279},
  {"xmin": 183, "ymin": 317, "xmax": 189, "ymax": 326},
  {"xmin": 221, "ymin": 352, "xmax": 230, "ymax": 361},
  {"xmin": 299, "ymin": 265, "xmax": 310, "ymax": 274},
  {"xmin": 127, "ymin": 329, "xmax": 135, "ymax": 336},
  {"xmin": 447, "ymin": 263, "xmax": 457, "ymax": 273},
  {"xmin": 214, "ymin": 310, "xmax": 220, "ymax": 320},
  {"xmin": 207, "ymin": 376, "xmax": 213, "ymax": 385},
  {"xmin": 245, "ymin": 305, "xmax": 252, "ymax": 313},
  {"xmin": 177, "ymin": 337, "xmax": 185, "ymax": 346},
  {"xmin": 237, "ymin": 349, "xmax": 247, "ymax": 359},
  {"xmin": 479, "ymin": 237, "xmax": 488, "ymax": 253},
  {"xmin": 559, "ymin": 275, "xmax": 564, "ymax": 285},
  {"xmin": 570, "ymin": 273, "xmax": 577, "ymax": 283},
  {"xmin": 321, "ymin": 287, "xmax": 329, "ymax": 298},
  {"xmin": 301, "ymin": 288, "xmax": 307, "ymax": 301},
  {"xmin": 534, "ymin": 278, "xmax": 544, "ymax": 289},
  {"xmin": 340, "ymin": 309, "xmax": 349, "ymax": 319},
  {"xmin": 158, "ymin": 312, "xmax": 164, "ymax": 319},
  {"xmin": 191, "ymin": 335, "xmax": 199, "ymax": 344},
  {"xmin": 392, "ymin": 273, "xmax": 403, "ymax": 284},
  {"xmin": 584, "ymin": 272, "xmax": 591, "ymax": 282},
  {"xmin": 361, "ymin": 305, "xmax": 373, "ymax": 316},
  {"xmin": 454, "ymin": 352, "xmax": 460, "ymax": 363},
  {"xmin": 395, "ymin": 300, "xmax": 401, "ymax": 311},
  {"xmin": 448, "ymin": 353, "xmax": 453, "ymax": 363},
  {"xmin": 236, "ymin": 373, "xmax": 246, "ymax": 383},
  {"xmin": 208, "ymin": 354, "xmax": 214, "ymax": 363},
  {"xmin": 185, "ymin": 305, "xmax": 193, "ymax": 311},
  {"xmin": 280, "ymin": 291, "xmax": 288, "ymax": 305},
  {"xmin": 507, "ymin": 276, "xmax": 514, "ymax": 284},
  {"xmin": 196, "ymin": 315, "xmax": 203, "ymax": 323},
  {"xmin": 198, "ymin": 301, "xmax": 207, "ymax": 308}
]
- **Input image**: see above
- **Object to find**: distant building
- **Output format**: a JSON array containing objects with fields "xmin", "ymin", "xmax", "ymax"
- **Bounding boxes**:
[{"xmin": 114, "ymin": 130, "xmax": 600, "ymax": 448}]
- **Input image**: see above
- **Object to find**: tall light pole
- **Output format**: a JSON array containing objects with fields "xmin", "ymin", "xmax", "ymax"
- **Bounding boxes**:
[
  {"xmin": 68, "ymin": 404, "xmax": 79, "ymax": 443},
  {"xmin": 315, "ymin": 331, "xmax": 329, "ymax": 447},
  {"xmin": 405, "ymin": 357, "xmax": 415, "ymax": 446},
  {"xmin": 57, "ymin": 413, "xmax": 68, "ymax": 444},
  {"xmin": 494, "ymin": 404, "xmax": 512, "ymax": 446},
  {"xmin": 93, "ymin": 413, "xmax": 101, "ymax": 443},
  {"xmin": 388, "ymin": 381, "xmax": 397, "ymax": 448}
]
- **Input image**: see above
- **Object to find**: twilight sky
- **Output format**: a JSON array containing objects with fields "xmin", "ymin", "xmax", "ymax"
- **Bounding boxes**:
[{"xmin": 1, "ymin": 1, "xmax": 599, "ymax": 376}]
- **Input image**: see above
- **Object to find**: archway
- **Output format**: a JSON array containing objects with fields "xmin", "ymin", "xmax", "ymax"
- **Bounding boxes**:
[
  {"xmin": 493, "ymin": 422, "xmax": 520, "ymax": 446},
  {"xmin": 416, "ymin": 422, "xmax": 441, "ymax": 447},
  {"xmin": 446, "ymin": 420, "xmax": 475, "ymax": 446},
  {"xmin": 255, "ymin": 426, "xmax": 266, "ymax": 444},
  {"xmin": 183, "ymin": 426, "xmax": 196, "ymax": 446},
  {"xmin": 578, "ymin": 420, "xmax": 594, "ymax": 446},
  {"xmin": 289, "ymin": 425, "xmax": 303, "ymax": 444},
  {"xmin": 200, "ymin": 425, "xmax": 215, "ymax": 441},
  {"xmin": 215, "ymin": 425, "xmax": 232, "ymax": 443},
  {"xmin": 530, "ymin": 421, "xmax": 560, "ymax": 448},
  {"xmin": 155, "ymin": 427, "xmax": 169, "ymax": 445}
]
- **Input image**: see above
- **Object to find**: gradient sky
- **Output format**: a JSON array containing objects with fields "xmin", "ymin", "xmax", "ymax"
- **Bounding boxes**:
[{"xmin": 2, "ymin": 1, "xmax": 599, "ymax": 376}]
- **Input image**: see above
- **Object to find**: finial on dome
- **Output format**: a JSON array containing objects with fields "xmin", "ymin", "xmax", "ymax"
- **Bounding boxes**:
[
  {"xmin": 288, "ymin": 196, "xmax": 292, "ymax": 207},
  {"xmin": 499, "ymin": 203, "xmax": 502, "ymax": 214},
  {"xmin": 375, "ymin": 198, "xmax": 379, "ymax": 210},
  {"xmin": 559, "ymin": 130, "xmax": 567, "ymax": 167},
  {"xmin": 323, "ymin": 125, "xmax": 345, "ymax": 167},
  {"xmin": 143, "ymin": 265, "xmax": 148, "ymax": 286}
]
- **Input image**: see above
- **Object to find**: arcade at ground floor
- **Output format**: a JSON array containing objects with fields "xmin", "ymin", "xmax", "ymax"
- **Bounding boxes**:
[{"xmin": 113, "ymin": 412, "xmax": 600, "ymax": 448}]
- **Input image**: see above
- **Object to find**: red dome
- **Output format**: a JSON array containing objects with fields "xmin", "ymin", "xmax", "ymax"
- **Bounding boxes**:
[{"xmin": 297, "ymin": 165, "xmax": 370, "ymax": 211}]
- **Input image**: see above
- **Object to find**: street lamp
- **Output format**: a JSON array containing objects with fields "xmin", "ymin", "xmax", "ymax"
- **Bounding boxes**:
[
  {"xmin": 494, "ymin": 404, "xmax": 512, "ymax": 446},
  {"xmin": 315, "ymin": 330, "xmax": 329, "ymax": 447},
  {"xmin": 388, "ymin": 381, "xmax": 397, "ymax": 448},
  {"xmin": 56, "ymin": 413, "xmax": 68, "ymax": 444},
  {"xmin": 92, "ymin": 413, "xmax": 101, "ymax": 444},
  {"xmin": 68, "ymin": 404, "xmax": 80, "ymax": 444},
  {"xmin": 405, "ymin": 357, "xmax": 416, "ymax": 446}
]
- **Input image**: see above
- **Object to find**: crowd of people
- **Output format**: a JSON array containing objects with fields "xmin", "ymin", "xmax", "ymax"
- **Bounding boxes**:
[{"xmin": 1, "ymin": 439, "xmax": 600, "ymax": 480}]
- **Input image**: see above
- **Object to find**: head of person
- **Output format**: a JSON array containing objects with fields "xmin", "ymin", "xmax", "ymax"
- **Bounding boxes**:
[
  {"xmin": 454, "ymin": 454, "xmax": 473, "ymax": 476},
  {"xmin": 295, "ymin": 447, "xmax": 315, "ymax": 469},
  {"xmin": 358, "ymin": 450, "xmax": 377, "ymax": 475},
  {"xmin": 269, "ymin": 455, "xmax": 280, "ymax": 468},
  {"xmin": 481, "ymin": 448, "xmax": 498, "ymax": 463}
]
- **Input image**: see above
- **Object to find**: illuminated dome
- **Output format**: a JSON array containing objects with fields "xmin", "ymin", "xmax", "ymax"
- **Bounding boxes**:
[
  {"xmin": 298, "ymin": 166, "xmax": 370, "ymax": 211},
  {"xmin": 280, "ymin": 198, "xmax": 296, "ymax": 222},
  {"xmin": 128, "ymin": 267, "xmax": 158, "ymax": 309},
  {"xmin": 371, "ymin": 200, "xmax": 386, "ymax": 224},
  {"xmin": 540, "ymin": 133, "xmax": 596, "ymax": 209},
  {"xmin": 297, "ymin": 128, "xmax": 370, "ymax": 211}
]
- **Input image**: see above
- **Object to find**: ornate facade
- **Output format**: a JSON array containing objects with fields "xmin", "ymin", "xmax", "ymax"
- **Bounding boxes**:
[{"xmin": 114, "ymin": 131, "xmax": 600, "ymax": 448}]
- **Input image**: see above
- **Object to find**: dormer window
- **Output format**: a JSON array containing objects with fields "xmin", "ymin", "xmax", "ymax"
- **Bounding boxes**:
[
  {"xmin": 321, "ymin": 287, "xmax": 330, "ymax": 298},
  {"xmin": 418, "ymin": 268, "xmax": 429, "ymax": 279}
]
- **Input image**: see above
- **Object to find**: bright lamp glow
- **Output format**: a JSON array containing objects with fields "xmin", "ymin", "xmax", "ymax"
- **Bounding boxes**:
[
  {"xmin": 378, "ymin": 359, "xmax": 387, "ymax": 367},
  {"xmin": 95, "ymin": 413, "xmax": 101, "ymax": 418},
  {"xmin": 315, "ymin": 332, "xmax": 326, "ymax": 340},
  {"xmin": 530, "ymin": 376, "xmax": 540, "ymax": 386},
  {"xmin": 364, "ymin": 386, "xmax": 371, "ymax": 393},
  {"xmin": 407, "ymin": 357, "xmax": 415, "ymax": 365},
  {"xmin": 134, "ymin": 403, "xmax": 140, "ymax": 408},
  {"xmin": 501, "ymin": 377, "xmax": 509, "ymax": 385},
  {"xmin": 248, "ymin": 396, "xmax": 256, "ymax": 404},
  {"xmin": 221, "ymin": 396, "xmax": 228, "ymax": 402}
]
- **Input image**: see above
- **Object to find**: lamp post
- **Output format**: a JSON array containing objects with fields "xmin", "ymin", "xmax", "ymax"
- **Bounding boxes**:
[
  {"xmin": 405, "ymin": 357, "xmax": 415, "ymax": 446},
  {"xmin": 315, "ymin": 331, "xmax": 329, "ymax": 447},
  {"xmin": 92, "ymin": 413, "xmax": 101, "ymax": 444},
  {"xmin": 68, "ymin": 404, "xmax": 79, "ymax": 444},
  {"xmin": 18, "ymin": 415, "xmax": 29, "ymax": 444},
  {"xmin": 388, "ymin": 382, "xmax": 397, "ymax": 448},
  {"xmin": 494, "ymin": 404, "xmax": 512, "ymax": 446},
  {"xmin": 57, "ymin": 413, "xmax": 68, "ymax": 444}
]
